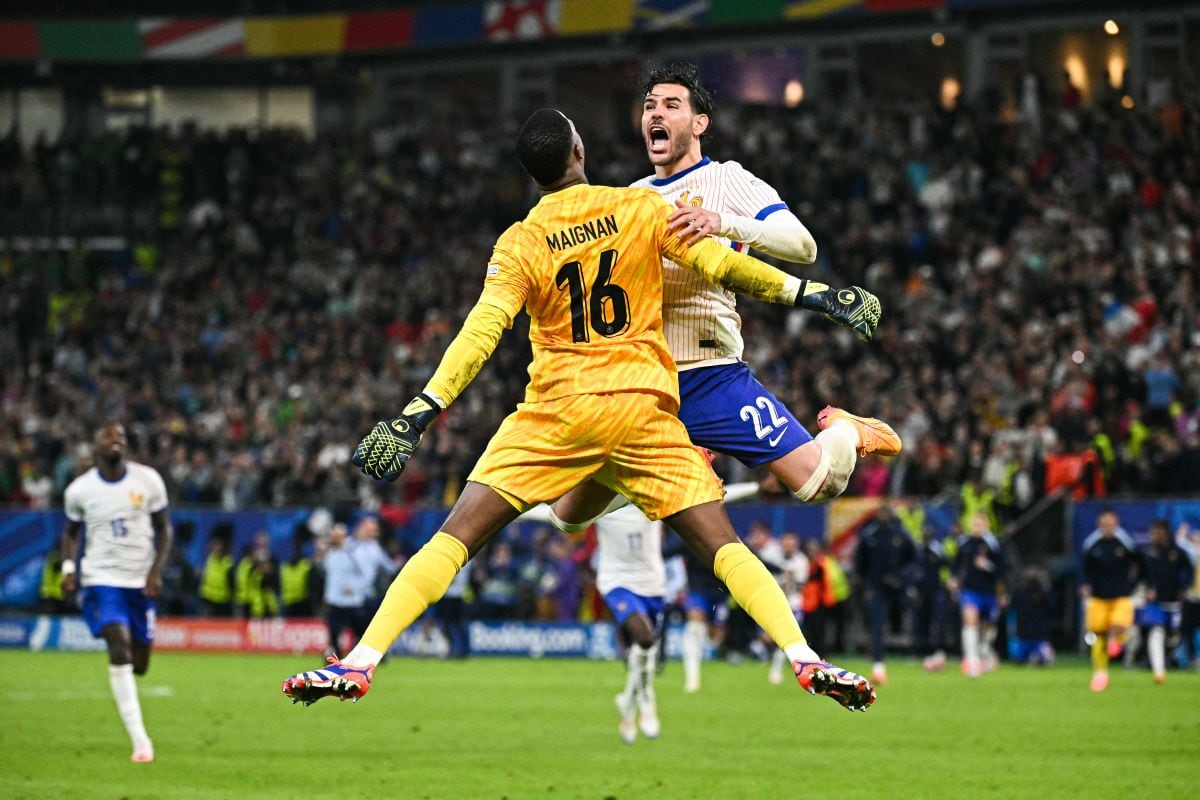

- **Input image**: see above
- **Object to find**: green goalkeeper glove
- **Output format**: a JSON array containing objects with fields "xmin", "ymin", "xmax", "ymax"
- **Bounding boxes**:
[
  {"xmin": 796, "ymin": 280, "xmax": 882, "ymax": 342},
  {"xmin": 351, "ymin": 393, "xmax": 441, "ymax": 481}
]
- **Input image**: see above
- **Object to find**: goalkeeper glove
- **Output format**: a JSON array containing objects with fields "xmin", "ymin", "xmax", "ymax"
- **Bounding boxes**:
[
  {"xmin": 796, "ymin": 280, "xmax": 882, "ymax": 342},
  {"xmin": 351, "ymin": 393, "xmax": 441, "ymax": 481}
]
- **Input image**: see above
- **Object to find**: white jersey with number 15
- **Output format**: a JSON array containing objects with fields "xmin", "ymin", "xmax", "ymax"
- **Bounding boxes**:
[{"xmin": 64, "ymin": 462, "xmax": 168, "ymax": 589}]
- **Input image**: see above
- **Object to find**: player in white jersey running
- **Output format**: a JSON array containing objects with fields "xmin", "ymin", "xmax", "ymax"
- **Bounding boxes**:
[
  {"xmin": 61, "ymin": 423, "xmax": 172, "ymax": 764},
  {"xmin": 546, "ymin": 63, "xmax": 899, "ymax": 694},
  {"xmin": 521, "ymin": 476, "xmax": 759, "ymax": 743}
]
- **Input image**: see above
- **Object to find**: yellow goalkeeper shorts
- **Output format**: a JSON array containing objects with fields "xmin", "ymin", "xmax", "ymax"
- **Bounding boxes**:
[
  {"xmin": 1085, "ymin": 597, "xmax": 1134, "ymax": 633},
  {"xmin": 468, "ymin": 391, "xmax": 723, "ymax": 520}
]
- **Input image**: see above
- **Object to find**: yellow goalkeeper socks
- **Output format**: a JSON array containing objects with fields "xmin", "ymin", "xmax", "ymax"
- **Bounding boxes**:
[
  {"xmin": 357, "ymin": 532, "xmax": 469, "ymax": 658},
  {"xmin": 714, "ymin": 542, "xmax": 807, "ymax": 653},
  {"xmin": 1091, "ymin": 636, "xmax": 1108, "ymax": 672}
]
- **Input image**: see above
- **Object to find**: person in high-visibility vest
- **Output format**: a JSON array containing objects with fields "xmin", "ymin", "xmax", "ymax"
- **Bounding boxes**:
[
  {"xmin": 198, "ymin": 538, "xmax": 234, "ymax": 616},
  {"xmin": 959, "ymin": 479, "xmax": 998, "ymax": 534},
  {"xmin": 38, "ymin": 545, "xmax": 68, "ymax": 614},
  {"xmin": 281, "ymin": 538, "xmax": 315, "ymax": 618},
  {"xmin": 236, "ymin": 531, "xmax": 280, "ymax": 619}
]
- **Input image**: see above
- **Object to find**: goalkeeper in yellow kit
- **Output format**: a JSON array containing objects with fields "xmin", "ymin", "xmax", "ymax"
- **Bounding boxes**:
[{"xmin": 281, "ymin": 109, "xmax": 878, "ymax": 712}]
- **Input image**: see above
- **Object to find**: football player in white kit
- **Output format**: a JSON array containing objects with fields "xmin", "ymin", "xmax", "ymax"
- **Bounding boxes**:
[
  {"xmin": 522, "ymin": 477, "xmax": 759, "ymax": 743},
  {"xmin": 546, "ymin": 63, "xmax": 900, "ymax": 698},
  {"xmin": 61, "ymin": 423, "xmax": 172, "ymax": 763}
]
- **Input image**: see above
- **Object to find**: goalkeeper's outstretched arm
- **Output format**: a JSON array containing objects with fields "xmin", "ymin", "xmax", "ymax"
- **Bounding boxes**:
[
  {"xmin": 351, "ymin": 296, "xmax": 514, "ymax": 481},
  {"xmin": 666, "ymin": 233, "xmax": 881, "ymax": 343}
]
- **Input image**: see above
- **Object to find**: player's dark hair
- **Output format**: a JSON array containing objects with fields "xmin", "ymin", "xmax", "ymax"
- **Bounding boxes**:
[
  {"xmin": 642, "ymin": 61, "xmax": 715, "ymax": 118},
  {"xmin": 516, "ymin": 108, "xmax": 574, "ymax": 186}
]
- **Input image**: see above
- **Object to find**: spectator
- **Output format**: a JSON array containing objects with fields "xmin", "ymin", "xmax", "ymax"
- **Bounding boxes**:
[
  {"xmin": 280, "ymin": 534, "xmax": 316, "ymax": 617},
  {"xmin": 198, "ymin": 537, "xmax": 234, "ymax": 616},
  {"xmin": 236, "ymin": 530, "xmax": 279, "ymax": 619},
  {"xmin": 323, "ymin": 523, "xmax": 370, "ymax": 655},
  {"xmin": 1008, "ymin": 567, "xmax": 1056, "ymax": 666},
  {"xmin": 854, "ymin": 504, "xmax": 916, "ymax": 686}
]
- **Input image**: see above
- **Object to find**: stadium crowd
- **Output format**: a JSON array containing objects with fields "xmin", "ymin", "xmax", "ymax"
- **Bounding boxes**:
[{"xmin": 1, "ymin": 78, "xmax": 1197, "ymax": 526}]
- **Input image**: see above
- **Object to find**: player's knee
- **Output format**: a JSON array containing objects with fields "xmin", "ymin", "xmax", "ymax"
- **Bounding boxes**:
[
  {"xmin": 791, "ymin": 443, "xmax": 851, "ymax": 503},
  {"xmin": 632, "ymin": 631, "xmax": 656, "ymax": 649},
  {"xmin": 793, "ymin": 469, "xmax": 848, "ymax": 503},
  {"xmin": 548, "ymin": 506, "xmax": 593, "ymax": 533}
]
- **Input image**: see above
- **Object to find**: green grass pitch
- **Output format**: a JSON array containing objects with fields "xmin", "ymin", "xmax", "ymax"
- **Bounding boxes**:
[{"xmin": 1, "ymin": 651, "xmax": 1196, "ymax": 799}]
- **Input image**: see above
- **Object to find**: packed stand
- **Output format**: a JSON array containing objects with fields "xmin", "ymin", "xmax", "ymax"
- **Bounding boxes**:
[{"xmin": 1, "ymin": 81, "xmax": 1198, "ymax": 524}]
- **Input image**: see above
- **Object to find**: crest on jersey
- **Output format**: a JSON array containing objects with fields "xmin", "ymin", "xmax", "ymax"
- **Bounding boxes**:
[
  {"xmin": 129, "ymin": 491, "xmax": 145, "ymax": 510},
  {"xmin": 677, "ymin": 190, "xmax": 704, "ymax": 208}
]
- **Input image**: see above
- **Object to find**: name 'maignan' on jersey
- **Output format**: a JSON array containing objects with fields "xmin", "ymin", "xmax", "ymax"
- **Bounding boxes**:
[
  {"xmin": 632, "ymin": 158, "xmax": 788, "ymax": 369},
  {"xmin": 480, "ymin": 183, "xmax": 707, "ymax": 408},
  {"xmin": 64, "ymin": 462, "xmax": 168, "ymax": 589}
]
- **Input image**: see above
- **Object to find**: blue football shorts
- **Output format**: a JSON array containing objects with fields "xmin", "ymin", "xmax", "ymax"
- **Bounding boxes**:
[
  {"xmin": 82, "ymin": 585, "xmax": 156, "ymax": 644},
  {"xmin": 678, "ymin": 362, "xmax": 812, "ymax": 468},
  {"xmin": 684, "ymin": 589, "xmax": 730, "ymax": 625},
  {"xmin": 604, "ymin": 587, "xmax": 665, "ymax": 628},
  {"xmin": 960, "ymin": 589, "xmax": 1001, "ymax": 623}
]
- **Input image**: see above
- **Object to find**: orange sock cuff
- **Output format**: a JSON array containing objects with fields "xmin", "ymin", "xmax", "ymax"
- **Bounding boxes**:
[
  {"xmin": 361, "ymin": 532, "xmax": 469, "ymax": 653},
  {"xmin": 713, "ymin": 542, "xmax": 806, "ymax": 651}
]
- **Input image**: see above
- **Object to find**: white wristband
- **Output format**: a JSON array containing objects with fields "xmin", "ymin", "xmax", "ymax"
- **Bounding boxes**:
[{"xmin": 61, "ymin": 559, "xmax": 76, "ymax": 576}]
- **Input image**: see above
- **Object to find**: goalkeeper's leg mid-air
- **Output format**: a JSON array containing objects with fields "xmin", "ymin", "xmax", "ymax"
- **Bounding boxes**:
[
  {"xmin": 794, "ymin": 661, "xmax": 877, "ymax": 712},
  {"xmin": 282, "ymin": 657, "xmax": 375, "ymax": 706}
]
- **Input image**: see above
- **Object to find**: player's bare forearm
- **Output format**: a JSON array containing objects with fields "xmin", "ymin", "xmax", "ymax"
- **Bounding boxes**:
[
  {"xmin": 61, "ymin": 520, "xmax": 81, "ymax": 592},
  {"xmin": 353, "ymin": 298, "xmax": 511, "ymax": 483},
  {"xmin": 142, "ymin": 513, "xmax": 172, "ymax": 597}
]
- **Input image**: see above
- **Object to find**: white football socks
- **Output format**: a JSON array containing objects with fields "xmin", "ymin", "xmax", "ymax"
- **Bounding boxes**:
[
  {"xmin": 640, "ymin": 641, "xmax": 658, "ymax": 701},
  {"xmin": 682, "ymin": 620, "xmax": 706, "ymax": 692},
  {"xmin": 620, "ymin": 644, "xmax": 645, "ymax": 706},
  {"xmin": 783, "ymin": 641, "xmax": 821, "ymax": 664},
  {"xmin": 962, "ymin": 625, "xmax": 980, "ymax": 666},
  {"xmin": 108, "ymin": 664, "xmax": 150, "ymax": 750},
  {"xmin": 1148, "ymin": 626, "xmax": 1166, "ymax": 678},
  {"xmin": 343, "ymin": 644, "xmax": 384, "ymax": 668}
]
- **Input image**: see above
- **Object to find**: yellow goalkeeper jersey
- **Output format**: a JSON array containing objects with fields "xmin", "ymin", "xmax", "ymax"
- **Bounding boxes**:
[
  {"xmin": 481, "ymin": 183, "xmax": 697, "ymax": 407},
  {"xmin": 422, "ymin": 182, "xmax": 799, "ymax": 411}
]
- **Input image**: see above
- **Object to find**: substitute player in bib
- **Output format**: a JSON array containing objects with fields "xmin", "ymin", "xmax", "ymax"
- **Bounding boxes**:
[
  {"xmin": 546, "ymin": 65, "xmax": 901, "ymax": 661},
  {"xmin": 61, "ymin": 423, "xmax": 172, "ymax": 763},
  {"xmin": 281, "ymin": 109, "xmax": 878, "ymax": 713}
]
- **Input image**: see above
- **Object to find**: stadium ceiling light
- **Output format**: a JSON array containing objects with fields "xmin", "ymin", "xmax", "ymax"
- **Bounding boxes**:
[
  {"xmin": 1104, "ymin": 19, "xmax": 1119, "ymax": 36},
  {"xmin": 931, "ymin": 32, "xmax": 946, "ymax": 47}
]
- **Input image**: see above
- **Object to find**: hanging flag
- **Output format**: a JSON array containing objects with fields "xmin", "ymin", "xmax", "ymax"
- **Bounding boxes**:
[
  {"xmin": 559, "ymin": 0, "xmax": 635, "ymax": 35},
  {"xmin": 483, "ymin": 1, "xmax": 559, "ymax": 41},
  {"xmin": 707, "ymin": 0, "xmax": 783, "ymax": 23},
  {"xmin": 139, "ymin": 18, "xmax": 245, "ymax": 59},
  {"xmin": 864, "ymin": 0, "xmax": 945, "ymax": 11},
  {"xmin": 633, "ymin": 0, "xmax": 709, "ymax": 31},
  {"xmin": 784, "ymin": 0, "xmax": 864, "ymax": 18},
  {"xmin": 412, "ymin": 4, "xmax": 485, "ymax": 46},
  {"xmin": 243, "ymin": 15, "xmax": 346, "ymax": 58},
  {"xmin": 0, "ymin": 22, "xmax": 39, "ymax": 60},
  {"xmin": 343, "ymin": 10, "xmax": 416, "ymax": 52},
  {"xmin": 38, "ymin": 21, "xmax": 143, "ymax": 61}
]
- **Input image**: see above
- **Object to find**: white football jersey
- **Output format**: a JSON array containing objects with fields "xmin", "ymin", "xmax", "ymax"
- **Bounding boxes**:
[
  {"xmin": 64, "ymin": 462, "xmax": 169, "ymax": 589},
  {"xmin": 595, "ymin": 505, "xmax": 666, "ymax": 597},
  {"xmin": 761, "ymin": 546, "xmax": 809, "ymax": 611},
  {"xmin": 632, "ymin": 157, "xmax": 788, "ymax": 368}
]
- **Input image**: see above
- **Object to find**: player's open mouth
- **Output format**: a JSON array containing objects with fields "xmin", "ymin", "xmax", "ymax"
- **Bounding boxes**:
[{"xmin": 647, "ymin": 124, "xmax": 669, "ymax": 154}]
